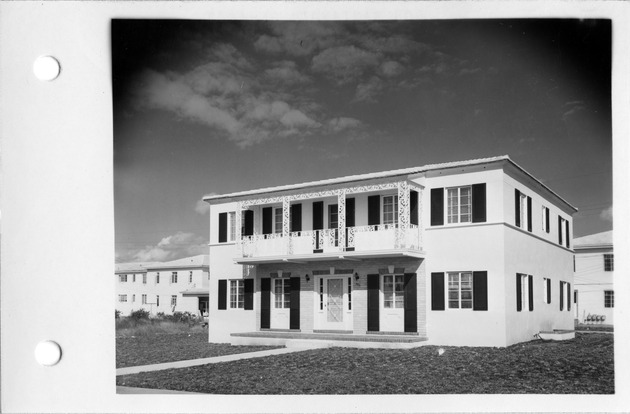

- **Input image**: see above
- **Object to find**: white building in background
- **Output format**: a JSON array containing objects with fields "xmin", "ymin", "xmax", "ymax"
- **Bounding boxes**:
[
  {"xmin": 203, "ymin": 155, "xmax": 576, "ymax": 348},
  {"xmin": 115, "ymin": 255, "xmax": 209, "ymax": 316},
  {"xmin": 573, "ymin": 231, "xmax": 614, "ymax": 325}
]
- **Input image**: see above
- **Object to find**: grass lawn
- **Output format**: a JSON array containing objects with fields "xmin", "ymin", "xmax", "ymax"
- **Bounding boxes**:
[
  {"xmin": 116, "ymin": 332, "xmax": 282, "ymax": 368},
  {"xmin": 116, "ymin": 333, "xmax": 613, "ymax": 394}
]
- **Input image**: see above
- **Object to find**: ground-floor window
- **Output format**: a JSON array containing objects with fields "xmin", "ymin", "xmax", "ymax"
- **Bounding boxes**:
[
  {"xmin": 156, "ymin": 295, "xmax": 160, "ymax": 307},
  {"xmin": 171, "ymin": 295, "xmax": 177, "ymax": 307},
  {"xmin": 118, "ymin": 294, "xmax": 127, "ymax": 302},
  {"xmin": 383, "ymin": 275, "xmax": 404, "ymax": 308},
  {"xmin": 604, "ymin": 290, "xmax": 614, "ymax": 308},
  {"xmin": 274, "ymin": 278, "xmax": 290, "ymax": 309},
  {"xmin": 142, "ymin": 294, "xmax": 147, "ymax": 304},
  {"xmin": 230, "ymin": 280, "xmax": 244, "ymax": 309},
  {"xmin": 132, "ymin": 294, "xmax": 135, "ymax": 302},
  {"xmin": 448, "ymin": 272, "xmax": 472, "ymax": 309}
]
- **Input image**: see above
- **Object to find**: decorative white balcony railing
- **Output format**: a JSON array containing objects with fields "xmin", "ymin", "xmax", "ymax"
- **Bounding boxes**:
[{"xmin": 240, "ymin": 224, "xmax": 421, "ymax": 259}]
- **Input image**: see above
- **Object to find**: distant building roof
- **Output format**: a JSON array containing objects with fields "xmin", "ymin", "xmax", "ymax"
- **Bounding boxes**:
[
  {"xmin": 573, "ymin": 230, "xmax": 613, "ymax": 249},
  {"xmin": 203, "ymin": 155, "xmax": 577, "ymax": 212},
  {"xmin": 115, "ymin": 255, "xmax": 209, "ymax": 273}
]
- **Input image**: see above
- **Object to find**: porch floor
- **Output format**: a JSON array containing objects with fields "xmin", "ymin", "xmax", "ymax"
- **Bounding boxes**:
[{"xmin": 230, "ymin": 331, "xmax": 429, "ymax": 349}]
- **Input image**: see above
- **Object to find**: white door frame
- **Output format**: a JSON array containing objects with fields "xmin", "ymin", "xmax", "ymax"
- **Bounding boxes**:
[
  {"xmin": 270, "ymin": 278, "xmax": 290, "ymax": 329},
  {"xmin": 380, "ymin": 274, "xmax": 405, "ymax": 332},
  {"xmin": 314, "ymin": 274, "xmax": 353, "ymax": 331}
]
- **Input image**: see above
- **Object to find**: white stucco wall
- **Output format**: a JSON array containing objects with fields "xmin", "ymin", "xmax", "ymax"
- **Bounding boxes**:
[{"xmin": 574, "ymin": 247, "xmax": 614, "ymax": 324}]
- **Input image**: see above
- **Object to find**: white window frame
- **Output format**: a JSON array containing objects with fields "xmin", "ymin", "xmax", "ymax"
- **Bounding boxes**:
[
  {"xmin": 156, "ymin": 295, "xmax": 160, "ymax": 307},
  {"xmin": 189, "ymin": 271, "xmax": 193, "ymax": 283},
  {"xmin": 132, "ymin": 294, "xmax": 135, "ymax": 303},
  {"xmin": 230, "ymin": 280, "xmax": 245, "ymax": 309},
  {"xmin": 228, "ymin": 211, "xmax": 236, "ymax": 242},
  {"xmin": 171, "ymin": 295, "xmax": 177, "ymax": 307},
  {"xmin": 119, "ymin": 294, "xmax": 127, "ymax": 303},
  {"xmin": 519, "ymin": 193, "xmax": 527, "ymax": 229},
  {"xmin": 383, "ymin": 274, "xmax": 404, "ymax": 309},
  {"xmin": 142, "ymin": 274, "xmax": 147, "ymax": 284},
  {"xmin": 132, "ymin": 274, "xmax": 136, "ymax": 283},
  {"xmin": 119, "ymin": 274, "xmax": 127, "ymax": 283},
  {"xmin": 604, "ymin": 290, "xmax": 614, "ymax": 308},
  {"xmin": 448, "ymin": 272, "xmax": 473, "ymax": 309},
  {"xmin": 171, "ymin": 271, "xmax": 178, "ymax": 284},
  {"xmin": 274, "ymin": 278, "xmax": 291, "ymax": 309},
  {"xmin": 542, "ymin": 277, "xmax": 550, "ymax": 304},
  {"xmin": 382, "ymin": 195, "xmax": 399, "ymax": 226},
  {"xmin": 156, "ymin": 272, "xmax": 160, "ymax": 284},
  {"xmin": 542, "ymin": 206, "xmax": 549, "ymax": 232},
  {"xmin": 274, "ymin": 207, "xmax": 283, "ymax": 234},
  {"xmin": 520, "ymin": 274, "xmax": 529, "ymax": 311},
  {"xmin": 604, "ymin": 254, "xmax": 614, "ymax": 272},
  {"xmin": 446, "ymin": 186, "xmax": 472, "ymax": 224},
  {"xmin": 142, "ymin": 294, "xmax": 147, "ymax": 304}
]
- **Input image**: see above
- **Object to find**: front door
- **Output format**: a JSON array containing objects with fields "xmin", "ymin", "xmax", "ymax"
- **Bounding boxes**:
[
  {"xmin": 316, "ymin": 276, "xmax": 353, "ymax": 330},
  {"xmin": 381, "ymin": 274, "xmax": 404, "ymax": 332},
  {"xmin": 271, "ymin": 278, "xmax": 290, "ymax": 329}
]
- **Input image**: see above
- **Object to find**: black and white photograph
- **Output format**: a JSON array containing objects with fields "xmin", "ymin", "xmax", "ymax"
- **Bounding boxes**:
[
  {"xmin": 113, "ymin": 19, "xmax": 613, "ymax": 394},
  {"xmin": 1, "ymin": 2, "xmax": 628, "ymax": 413}
]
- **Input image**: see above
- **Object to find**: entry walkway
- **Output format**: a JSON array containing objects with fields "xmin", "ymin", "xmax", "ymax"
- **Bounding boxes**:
[{"xmin": 116, "ymin": 347, "xmax": 311, "ymax": 376}]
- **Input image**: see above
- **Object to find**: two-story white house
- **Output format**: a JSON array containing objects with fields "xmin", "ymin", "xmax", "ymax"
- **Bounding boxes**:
[
  {"xmin": 115, "ymin": 255, "xmax": 210, "ymax": 316},
  {"xmin": 573, "ymin": 230, "xmax": 614, "ymax": 325},
  {"xmin": 203, "ymin": 156, "xmax": 576, "ymax": 347}
]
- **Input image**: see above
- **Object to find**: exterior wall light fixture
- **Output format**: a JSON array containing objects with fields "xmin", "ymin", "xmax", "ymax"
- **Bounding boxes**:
[
  {"xmin": 354, "ymin": 272, "xmax": 360, "ymax": 281},
  {"xmin": 305, "ymin": 274, "xmax": 310, "ymax": 282}
]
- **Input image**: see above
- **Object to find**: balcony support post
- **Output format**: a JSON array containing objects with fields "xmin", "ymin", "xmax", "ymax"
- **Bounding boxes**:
[
  {"xmin": 283, "ymin": 196, "xmax": 291, "ymax": 254},
  {"xmin": 337, "ymin": 190, "xmax": 346, "ymax": 250},
  {"xmin": 235, "ymin": 201, "xmax": 243, "ymax": 255},
  {"xmin": 397, "ymin": 181, "xmax": 410, "ymax": 249}
]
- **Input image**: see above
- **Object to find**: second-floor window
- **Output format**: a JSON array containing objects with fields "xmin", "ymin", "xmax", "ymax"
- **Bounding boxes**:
[
  {"xmin": 189, "ymin": 271, "xmax": 193, "ymax": 283},
  {"xmin": 229, "ymin": 211, "xmax": 236, "ymax": 241},
  {"xmin": 156, "ymin": 272, "xmax": 160, "ymax": 284},
  {"xmin": 382, "ymin": 195, "xmax": 399, "ymax": 225},
  {"xmin": 542, "ymin": 206, "xmax": 550, "ymax": 233},
  {"xmin": 171, "ymin": 272, "xmax": 178, "ymax": 283},
  {"xmin": 142, "ymin": 274, "xmax": 147, "ymax": 284},
  {"xmin": 604, "ymin": 254, "xmax": 614, "ymax": 271},
  {"xmin": 447, "ymin": 186, "xmax": 471, "ymax": 224},
  {"xmin": 274, "ymin": 208, "xmax": 282, "ymax": 233},
  {"xmin": 558, "ymin": 217, "xmax": 570, "ymax": 247},
  {"xmin": 604, "ymin": 290, "xmax": 614, "ymax": 308},
  {"xmin": 119, "ymin": 274, "xmax": 127, "ymax": 283}
]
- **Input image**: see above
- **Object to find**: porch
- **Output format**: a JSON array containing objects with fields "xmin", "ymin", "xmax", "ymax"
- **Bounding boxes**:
[{"xmin": 230, "ymin": 330, "xmax": 429, "ymax": 349}]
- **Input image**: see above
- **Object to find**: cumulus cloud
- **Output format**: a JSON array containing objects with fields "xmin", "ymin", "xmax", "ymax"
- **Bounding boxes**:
[
  {"xmin": 328, "ymin": 117, "xmax": 363, "ymax": 132},
  {"xmin": 600, "ymin": 205, "xmax": 613, "ymax": 222},
  {"xmin": 312, "ymin": 46, "xmax": 381, "ymax": 84},
  {"xmin": 254, "ymin": 21, "xmax": 343, "ymax": 56},
  {"xmin": 264, "ymin": 61, "xmax": 310, "ymax": 85},
  {"xmin": 380, "ymin": 61, "xmax": 404, "ymax": 78},
  {"xmin": 130, "ymin": 232, "xmax": 207, "ymax": 263},
  {"xmin": 354, "ymin": 76, "xmax": 384, "ymax": 103}
]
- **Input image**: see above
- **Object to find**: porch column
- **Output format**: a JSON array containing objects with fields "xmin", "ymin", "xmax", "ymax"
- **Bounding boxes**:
[
  {"xmin": 397, "ymin": 181, "xmax": 410, "ymax": 249},
  {"xmin": 235, "ymin": 201, "xmax": 243, "ymax": 251},
  {"xmin": 283, "ymin": 196, "xmax": 290, "ymax": 254},
  {"xmin": 337, "ymin": 189, "xmax": 346, "ymax": 250}
]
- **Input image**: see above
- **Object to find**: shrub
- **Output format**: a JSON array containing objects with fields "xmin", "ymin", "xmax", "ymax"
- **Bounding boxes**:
[
  {"xmin": 130, "ymin": 309, "xmax": 150, "ymax": 321},
  {"xmin": 115, "ymin": 309, "xmax": 122, "ymax": 319}
]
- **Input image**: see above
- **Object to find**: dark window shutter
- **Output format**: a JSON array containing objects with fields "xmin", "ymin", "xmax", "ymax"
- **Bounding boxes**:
[
  {"xmin": 367, "ymin": 274, "xmax": 380, "ymax": 331},
  {"xmin": 547, "ymin": 278, "xmax": 551, "ymax": 304},
  {"xmin": 565, "ymin": 220, "xmax": 570, "ymax": 248},
  {"xmin": 472, "ymin": 271, "xmax": 488, "ymax": 311},
  {"xmin": 218, "ymin": 280, "xmax": 227, "ymax": 310},
  {"xmin": 410, "ymin": 190, "xmax": 419, "ymax": 225},
  {"xmin": 261, "ymin": 278, "xmax": 271, "ymax": 329},
  {"xmin": 290, "ymin": 277, "xmax": 300, "ymax": 329},
  {"xmin": 527, "ymin": 196, "xmax": 532, "ymax": 232},
  {"xmin": 558, "ymin": 216, "xmax": 563, "ymax": 244},
  {"xmin": 312, "ymin": 201, "xmax": 324, "ymax": 230},
  {"xmin": 290, "ymin": 203, "xmax": 302, "ymax": 232},
  {"xmin": 243, "ymin": 279, "xmax": 254, "ymax": 310},
  {"xmin": 430, "ymin": 188, "xmax": 444, "ymax": 226},
  {"xmin": 262, "ymin": 207, "xmax": 273, "ymax": 235},
  {"xmin": 431, "ymin": 272, "xmax": 445, "ymax": 311},
  {"xmin": 218, "ymin": 212, "xmax": 228, "ymax": 243},
  {"xmin": 346, "ymin": 198, "xmax": 355, "ymax": 227},
  {"xmin": 516, "ymin": 274, "xmax": 522, "ymax": 312},
  {"xmin": 559, "ymin": 281, "xmax": 564, "ymax": 311},
  {"xmin": 515, "ymin": 189, "xmax": 521, "ymax": 227},
  {"xmin": 404, "ymin": 273, "xmax": 417, "ymax": 332},
  {"xmin": 528, "ymin": 275, "xmax": 534, "ymax": 311},
  {"xmin": 567, "ymin": 283, "xmax": 571, "ymax": 311},
  {"xmin": 368, "ymin": 195, "xmax": 380, "ymax": 226},
  {"xmin": 243, "ymin": 210, "xmax": 254, "ymax": 236},
  {"xmin": 545, "ymin": 208, "xmax": 550, "ymax": 234},
  {"xmin": 472, "ymin": 184, "xmax": 487, "ymax": 223}
]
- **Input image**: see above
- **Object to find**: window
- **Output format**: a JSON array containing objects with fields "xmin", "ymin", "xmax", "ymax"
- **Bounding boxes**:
[
  {"xmin": 519, "ymin": 193, "xmax": 527, "ymax": 229},
  {"xmin": 329, "ymin": 204, "xmax": 339, "ymax": 229},
  {"xmin": 230, "ymin": 280, "xmax": 244, "ymax": 309},
  {"xmin": 132, "ymin": 274, "xmax": 136, "ymax": 283},
  {"xmin": 142, "ymin": 274, "xmax": 147, "ymax": 284},
  {"xmin": 156, "ymin": 272, "xmax": 160, "ymax": 284},
  {"xmin": 516, "ymin": 274, "xmax": 533, "ymax": 312},
  {"xmin": 542, "ymin": 277, "xmax": 551, "ymax": 304},
  {"xmin": 604, "ymin": 290, "xmax": 614, "ymax": 308},
  {"xmin": 142, "ymin": 294, "xmax": 147, "ymax": 304},
  {"xmin": 132, "ymin": 294, "xmax": 135, "ymax": 303},
  {"xmin": 383, "ymin": 195, "xmax": 399, "ymax": 225},
  {"xmin": 383, "ymin": 275, "xmax": 404, "ymax": 309},
  {"xmin": 447, "ymin": 186, "xmax": 471, "ymax": 224},
  {"xmin": 348, "ymin": 277, "xmax": 352, "ymax": 311},
  {"xmin": 542, "ymin": 206, "xmax": 550, "ymax": 233},
  {"xmin": 189, "ymin": 271, "xmax": 193, "ymax": 283},
  {"xmin": 156, "ymin": 295, "xmax": 160, "ymax": 307},
  {"xmin": 118, "ymin": 294, "xmax": 127, "ymax": 302},
  {"xmin": 171, "ymin": 295, "xmax": 177, "ymax": 307},
  {"xmin": 119, "ymin": 274, "xmax": 127, "ymax": 283},
  {"xmin": 229, "ymin": 211, "xmax": 236, "ymax": 241},
  {"xmin": 558, "ymin": 216, "xmax": 570, "ymax": 247},
  {"xmin": 604, "ymin": 254, "xmax": 614, "ymax": 271},
  {"xmin": 171, "ymin": 272, "xmax": 178, "ymax": 284},
  {"xmin": 274, "ymin": 279, "xmax": 291, "ymax": 309},
  {"xmin": 319, "ymin": 278, "xmax": 324, "ymax": 310},
  {"xmin": 274, "ymin": 208, "xmax": 283, "ymax": 233},
  {"xmin": 448, "ymin": 272, "xmax": 473, "ymax": 309}
]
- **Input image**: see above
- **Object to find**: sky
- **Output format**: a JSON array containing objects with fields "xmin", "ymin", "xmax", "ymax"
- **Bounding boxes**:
[{"xmin": 113, "ymin": 19, "xmax": 612, "ymax": 264}]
